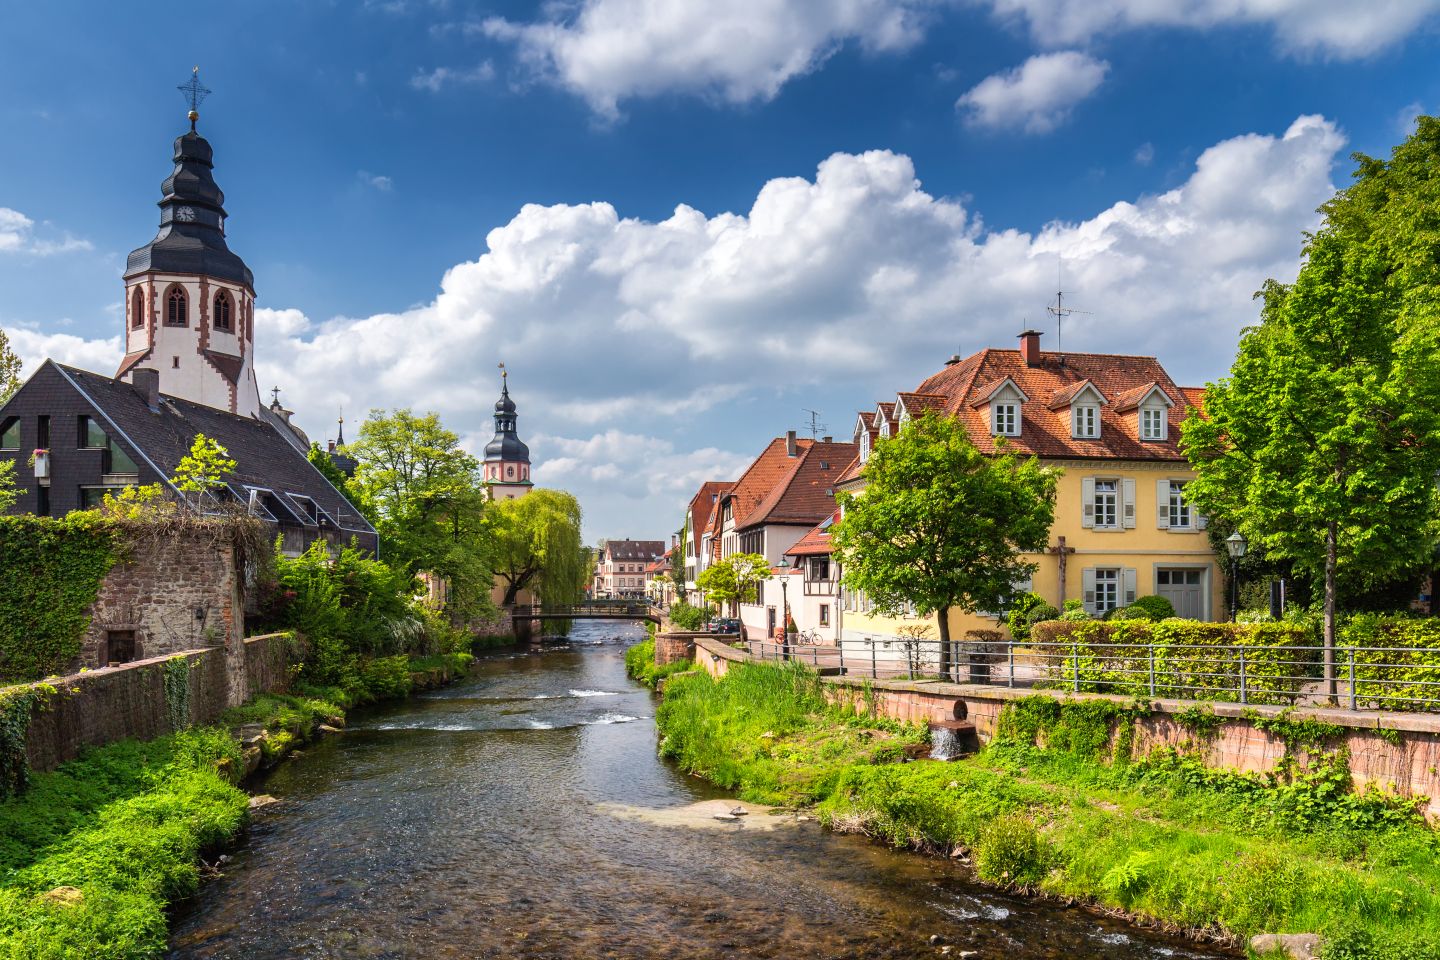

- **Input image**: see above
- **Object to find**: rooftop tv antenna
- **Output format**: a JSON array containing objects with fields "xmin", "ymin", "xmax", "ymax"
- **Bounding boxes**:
[
  {"xmin": 802, "ymin": 408, "xmax": 827, "ymax": 440},
  {"xmin": 1045, "ymin": 258, "xmax": 1091, "ymax": 353}
]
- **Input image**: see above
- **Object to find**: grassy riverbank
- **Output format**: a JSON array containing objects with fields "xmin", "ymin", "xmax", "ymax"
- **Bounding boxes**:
[
  {"xmin": 623, "ymin": 638, "xmax": 695, "ymax": 690},
  {"xmin": 655, "ymin": 661, "xmax": 1440, "ymax": 959},
  {"xmin": 0, "ymin": 648, "xmax": 480, "ymax": 959}
]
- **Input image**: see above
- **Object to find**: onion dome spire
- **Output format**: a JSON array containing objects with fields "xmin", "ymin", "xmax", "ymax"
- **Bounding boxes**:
[
  {"xmin": 124, "ymin": 68, "xmax": 253, "ymax": 289},
  {"xmin": 485, "ymin": 363, "xmax": 530, "ymax": 464}
]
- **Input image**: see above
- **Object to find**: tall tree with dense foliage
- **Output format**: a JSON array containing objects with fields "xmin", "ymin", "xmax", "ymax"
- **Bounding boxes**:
[
  {"xmin": 306, "ymin": 442, "xmax": 372, "ymax": 521},
  {"xmin": 346, "ymin": 409, "xmax": 483, "ymax": 572},
  {"xmin": 0, "ymin": 327, "xmax": 20, "ymax": 404},
  {"xmin": 833, "ymin": 413, "xmax": 1058, "ymax": 673},
  {"xmin": 1183, "ymin": 117, "xmax": 1440, "ymax": 697},
  {"xmin": 482, "ymin": 489, "xmax": 587, "ymax": 609}
]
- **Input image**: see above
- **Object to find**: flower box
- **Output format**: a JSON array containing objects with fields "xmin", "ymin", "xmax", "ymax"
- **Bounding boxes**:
[{"xmin": 31, "ymin": 449, "xmax": 49, "ymax": 479}]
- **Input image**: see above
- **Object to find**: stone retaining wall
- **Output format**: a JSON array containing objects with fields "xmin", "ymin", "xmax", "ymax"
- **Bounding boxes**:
[
  {"xmin": 655, "ymin": 631, "xmax": 714, "ymax": 666},
  {"xmin": 20, "ymin": 633, "xmax": 296, "ymax": 775},
  {"xmin": 691, "ymin": 634, "xmax": 1440, "ymax": 819}
]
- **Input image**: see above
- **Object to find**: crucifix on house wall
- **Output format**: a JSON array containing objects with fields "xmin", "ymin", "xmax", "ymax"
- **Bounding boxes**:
[{"xmin": 1049, "ymin": 536, "xmax": 1076, "ymax": 605}]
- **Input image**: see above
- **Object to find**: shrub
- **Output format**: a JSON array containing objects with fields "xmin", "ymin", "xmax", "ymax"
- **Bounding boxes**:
[
  {"xmin": 668, "ymin": 601, "xmax": 710, "ymax": 632},
  {"xmin": 1059, "ymin": 598, "xmax": 1091, "ymax": 622},
  {"xmin": 1341, "ymin": 614, "xmax": 1440, "ymax": 711},
  {"xmin": 624, "ymin": 639, "xmax": 693, "ymax": 689},
  {"xmin": 1109, "ymin": 595, "xmax": 1176, "ymax": 622},
  {"xmin": 1005, "ymin": 592, "xmax": 1049, "ymax": 642},
  {"xmin": 357, "ymin": 655, "xmax": 413, "ymax": 701},
  {"xmin": 974, "ymin": 814, "xmax": 1052, "ymax": 888}
]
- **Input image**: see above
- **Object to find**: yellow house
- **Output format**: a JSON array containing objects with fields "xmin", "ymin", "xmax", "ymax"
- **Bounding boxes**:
[{"xmin": 836, "ymin": 330, "xmax": 1222, "ymax": 649}]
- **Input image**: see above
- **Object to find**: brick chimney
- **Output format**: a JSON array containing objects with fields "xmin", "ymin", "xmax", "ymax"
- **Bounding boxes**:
[
  {"xmin": 131, "ymin": 368, "xmax": 160, "ymax": 410},
  {"xmin": 1018, "ymin": 330, "xmax": 1043, "ymax": 366},
  {"xmin": 785, "ymin": 430, "xmax": 798, "ymax": 457}
]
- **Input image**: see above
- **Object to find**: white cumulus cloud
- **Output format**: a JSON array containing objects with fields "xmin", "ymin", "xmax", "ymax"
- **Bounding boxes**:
[
  {"xmin": 979, "ymin": 0, "xmax": 1440, "ymax": 58},
  {"xmin": 482, "ymin": 0, "xmax": 935, "ymax": 117},
  {"xmin": 957, "ymin": 51, "xmax": 1109, "ymax": 133},
  {"xmin": 0, "ymin": 208, "xmax": 92, "ymax": 256}
]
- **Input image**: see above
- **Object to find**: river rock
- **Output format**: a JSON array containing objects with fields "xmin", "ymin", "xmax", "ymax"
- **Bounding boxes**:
[
  {"xmin": 241, "ymin": 745, "xmax": 263, "ymax": 777},
  {"xmin": 1250, "ymin": 933, "xmax": 1322, "ymax": 960},
  {"xmin": 41, "ymin": 886, "xmax": 84, "ymax": 907},
  {"xmin": 318, "ymin": 724, "xmax": 343, "ymax": 735},
  {"xmin": 249, "ymin": 794, "xmax": 280, "ymax": 810}
]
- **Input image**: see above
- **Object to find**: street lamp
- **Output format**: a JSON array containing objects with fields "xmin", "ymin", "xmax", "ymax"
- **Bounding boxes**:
[
  {"xmin": 777, "ymin": 557, "xmax": 791, "ymax": 660},
  {"xmin": 1225, "ymin": 531, "xmax": 1248, "ymax": 622}
]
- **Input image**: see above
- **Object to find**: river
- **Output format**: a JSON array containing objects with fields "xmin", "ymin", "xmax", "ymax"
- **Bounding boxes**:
[{"xmin": 168, "ymin": 621, "xmax": 1233, "ymax": 959}]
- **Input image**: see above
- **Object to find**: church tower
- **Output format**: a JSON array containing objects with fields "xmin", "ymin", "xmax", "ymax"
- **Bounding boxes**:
[
  {"xmin": 117, "ymin": 70, "xmax": 262, "ymax": 418},
  {"xmin": 483, "ymin": 366, "xmax": 533, "ymax": 500}
]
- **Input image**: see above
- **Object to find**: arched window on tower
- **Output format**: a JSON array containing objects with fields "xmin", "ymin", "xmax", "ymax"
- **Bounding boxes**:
[
  {"xmin": 165, "ymin": 285, "xmax": 188, "ymax": 327},
  {"xmin": 214, "ymin": 290, "xmax": 233, "ymax": 332},
  {"xmin": 131, "ymin": 288, "xmax": 145, "ymax": 329}
]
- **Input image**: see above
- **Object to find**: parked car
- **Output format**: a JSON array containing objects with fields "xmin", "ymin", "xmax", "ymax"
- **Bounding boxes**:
[{"xmin": 707, "ymin": 618, "xmax": 741, "ymax": 635}]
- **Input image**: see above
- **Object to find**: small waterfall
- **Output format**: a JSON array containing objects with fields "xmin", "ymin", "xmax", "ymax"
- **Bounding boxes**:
[{"xmin": 928, "ymin": 720, "xmax": 977, "ymax": 761}]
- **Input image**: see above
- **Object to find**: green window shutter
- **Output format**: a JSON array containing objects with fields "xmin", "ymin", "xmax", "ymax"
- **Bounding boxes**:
[
  {"xmin": 1156, "ymin": 479, "xmax": 1171, "ymax": 529},
  {"xmin": 1081, "ymin": 476, "xmax": 1095, "ymax": 528}
]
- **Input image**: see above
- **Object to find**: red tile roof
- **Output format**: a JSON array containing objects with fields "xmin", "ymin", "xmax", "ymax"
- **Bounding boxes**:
[
  {"xmin": 835, "ymin": 454, "xmax": 863, "ymax": 485},
  {"xmin": 907, "ymin": 346, "xmax": 1197, "ymax": 461},
  {"xmin": 687, "ymin": 481, "xmax": 733, "ymax": 556},
  {"xmin": 785, "ymin": 512, "xmax": 838, "ymax": 556},
  {"xmin": 723, "ymin": 437, "xmax": 815, "ymax": 529},
  {"xmin": 1180, "ymin": 386, "xmax": 1206, "ymax": 412},
  {"xmin": 897, "ymin": 392, "xmax": 947, "ymax": 417},
  {"xmin": 740, "ymin": 440, "xmax": 858, "ymax": 530}
]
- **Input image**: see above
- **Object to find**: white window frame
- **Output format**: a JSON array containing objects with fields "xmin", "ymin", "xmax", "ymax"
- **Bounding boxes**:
[
  {"xmin": 1073, "ymin": 404, "xmax": 1100, "ymax": 439},
  {"xmin": 992, "ymin": 402, "xmax": 1020, "ymax": 437},
  {"xmin": 859, "ymin": 430, "xmax": 870, "ymax": 463},
  {"xmin": 1168, "ymin": 480, "xmax": 1192, "ymax": 529},
  {"xmin": 1141, "ymin": 405, "xmax": 1167, "ymax": 441},
  {"xmin": 1093, "ymin": 478, "xmax": 1118, "ymax": 529},
  {"xmin": 1093, "ymin": 568, "xmax": 1119, "ymax": 613}
]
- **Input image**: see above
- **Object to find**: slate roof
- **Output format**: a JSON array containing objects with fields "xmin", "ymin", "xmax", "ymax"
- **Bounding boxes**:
[
  {"xmin": 785, "ymin": 512, "xmax": 837, "ymax": 557},
  {"xmin": 53, "ymin": 362, "xmax": 375, "ymax": 539},
  {"xmin": 740, "ymin": 440, "xmax": 858, "ymax": 530},
  {"xmin": 604, "ymin": 539, "xmax": 666, "ymax": 562}
]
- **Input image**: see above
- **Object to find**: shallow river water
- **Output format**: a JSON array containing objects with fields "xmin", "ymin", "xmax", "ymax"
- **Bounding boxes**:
[{"xmin": 168, "ymin": 621, "xmax": 1234, "ymax": 959}]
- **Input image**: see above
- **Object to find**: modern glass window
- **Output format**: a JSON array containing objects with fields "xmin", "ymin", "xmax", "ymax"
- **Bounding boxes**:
[
  {"xmin": 78, "ymin": 416, "xmax": 139, "ymax": 474},
  {"xmin": 1168, "ymin": 481, "xmax": 1191, "ymax": 528},
  {"xmin": 1093, "ymin": 568, "xmax": 1120, "ymax": 613},
  {"xmin": 166, "ymin": 286, "xmax": 188, "ymax": 326},
  {"xmin": 214, "ymin": 291, "xmax": 233, "ymax": 331},
  {"xmin": 80, "ymin": 415, "xmax": 107, "ymax": 448},
  {"xmin": 1141, "ymin": 406, "xmax": 1166, "ymax": 440},
  {"xmin": 1073, "ymin": 405, "xmax": 1099, "ymax": 438},
  {"xmin": 1093, "ymin": 479, "xmax": 1118, "ymax": 528},
  {"xmin": 0, "ymin": 417, "xmax": 18, "ymax": 450},
  {"xmin": 992, "ymin": 402, "xmax": 1019, "ymax": 436}
]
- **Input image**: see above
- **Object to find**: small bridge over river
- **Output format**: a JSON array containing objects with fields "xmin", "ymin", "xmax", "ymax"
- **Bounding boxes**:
[{"xmin": 510, "ymin": 601, "xmax": 664, "ymax": 625}]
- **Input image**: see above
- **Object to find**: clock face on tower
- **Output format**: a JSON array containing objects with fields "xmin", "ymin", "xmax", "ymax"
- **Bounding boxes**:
[{"xmin": 175, "ymin": 206, "xmax": 196, "ymax": 222}]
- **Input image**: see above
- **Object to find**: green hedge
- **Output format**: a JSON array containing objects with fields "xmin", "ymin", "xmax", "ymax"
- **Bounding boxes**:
[
  {"xmin": 0, "ymin": 515, "xmax": 120, "ymax": 684},
  {"xmin": 1029, "ymin": 619, "xmax": 1315, "ymax": 704},
  {"xmin": 1341, "ymin": 615, "xmax": 1440, "ymax": 711}
]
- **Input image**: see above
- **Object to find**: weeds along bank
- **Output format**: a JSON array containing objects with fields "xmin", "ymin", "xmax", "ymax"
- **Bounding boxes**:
[
  {"xmin": 0, "ymin": 646, "xmax": 482, "ymax": 959},
  {"xmin": 651, "ymin": 659, "xmax": 1440, "ymax": 959},
  {"xmin": 624, "ymin": 636, "xmax": 694, "ymax": 690}
]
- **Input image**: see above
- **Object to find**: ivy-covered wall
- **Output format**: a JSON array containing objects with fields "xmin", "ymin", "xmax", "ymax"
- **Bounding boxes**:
[{"xmin": 0, "ymin": 515, "xmax": 119, "ymax": 684}]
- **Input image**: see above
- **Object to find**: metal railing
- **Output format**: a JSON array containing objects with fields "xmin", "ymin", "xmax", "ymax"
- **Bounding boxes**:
[
  {"xmin": 745, "ymin": 636, "xmax": 1440, "ymax": 713},
  {"xmin": 514, "ymin": 601, "xmax": 661, "ymax": 619}
]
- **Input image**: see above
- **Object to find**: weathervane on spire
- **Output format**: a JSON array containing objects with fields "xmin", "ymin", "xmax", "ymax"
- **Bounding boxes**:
[
  {"xmin": 177, "ymin": 66, "xmax": 211, "ymax": 132},
  {"xmin": 498, "ymin": 361, "xmax": 507, "ymax": 383}
]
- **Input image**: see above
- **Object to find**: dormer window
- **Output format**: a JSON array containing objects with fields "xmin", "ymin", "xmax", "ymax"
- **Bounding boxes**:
[
  {"xmin": 1073, "ymin": 405, "xmax": 1099, "ymax": 439},
  {"xmin": 878, "ymin": 419, "xmax": 890, "ymax": 438},
  {"xmin": 992, "ymin": 402, "xmax": 1019, "ymax": 437},
  {"xmin": 1141, "ymin": 406, "xmax": 1167, "ymax": 441},
  {"xmin": 859, "ymin": 431, "xmax": 871, "ymax": 463}
]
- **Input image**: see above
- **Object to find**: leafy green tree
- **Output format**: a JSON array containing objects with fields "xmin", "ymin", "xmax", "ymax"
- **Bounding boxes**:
[
  {"xmin": 0, "ymin": 460, "xmax": 17, "ymax": 513},
  {"xmin": 306, "ymin": 442, "xmax": 372, "ymax": 521},
  {"xmin": 171, "ymin": 434, "xmax": 236, "ymax": 502},
  {"xmin": 482, "ymin": 489, "xmax": 587, "ymax": 609},
  {"xmin": 0, "ymin": 327, "xmax": 20, "ymax": 404},
  {"xmin": 695, "ymin": 552, "xmax": 771, "ymax": 609},
  {"xmin": 346, "ymin": 409, "xmax": 483, "ymax": 573},
  {"xmin": 833, "ymin": 413, "xmax": 1058, "ymax": 674},
  {"xmin": 1183, "ymin": 117, "xmax": 1440, "ymax": 697}
]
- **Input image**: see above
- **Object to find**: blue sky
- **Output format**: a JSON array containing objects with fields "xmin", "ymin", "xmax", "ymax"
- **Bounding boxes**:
[{"xmin": 3, "ymin": 1, "xmax": 1439, "ymax": 540}]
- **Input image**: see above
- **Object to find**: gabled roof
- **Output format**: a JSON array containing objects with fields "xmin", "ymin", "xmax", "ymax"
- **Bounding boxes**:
[
  {"xmin": 687, "ymin": 481, "xmax": 733, "ymax": 556},
  {"xmin": 722, "ymin": 437, "xmax": 815, "ymax": 529},
  {"xmin": 835, "ymin": 454, "xmax": 863, "ymax": 486},
  {"xmin": 1111, "ymin": 381, "xmax": 1174, "ymax": 413},
  {"xmin": 738, "ymin": 439, "xmax": 857, "ymax": 530},
  {"xmin": 853, "ymin": 411, "xmax": 876, "ymax": 444},
  {"xmin": 1046, "ymin": 378, "xmax": 1107, "ymax": 410},
  {"xmin": 50, "ymin": 362, "xmax": 375, "ymax": 537},
  {"xmin": 1180, "ymin": 387, "xmax": 1206, "ymax": 412},
  {"xmin": 896, "ymin": 392, "xmax": 948, "ymax": 419},
  {"xmin": 909, "ymin": 346, "xmax": 1196, "ymax": 461},
  {"xmin": 785, "ymin": 512, "xmax": 838, "ymax": 557},
  {"xmin": 967, "ymin": 377, "xmax": 1030, "ymax": 409},
  {"xmin": 604, "ymin": 539, "xmax": 666, "ymax": 562}
]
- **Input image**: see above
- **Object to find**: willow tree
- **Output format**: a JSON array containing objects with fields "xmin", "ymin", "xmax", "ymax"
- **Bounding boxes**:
[
  {"xmin": 482, "ymin": 489, "xmax": 587, "ymax": 610},
  {"xmin": 832, "ymin": 413, "xmax": 1057, "ymax": 676},
  {"xmin": 1183, "ymin": 117, "xmax": 1440, "ymax": 697}
]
